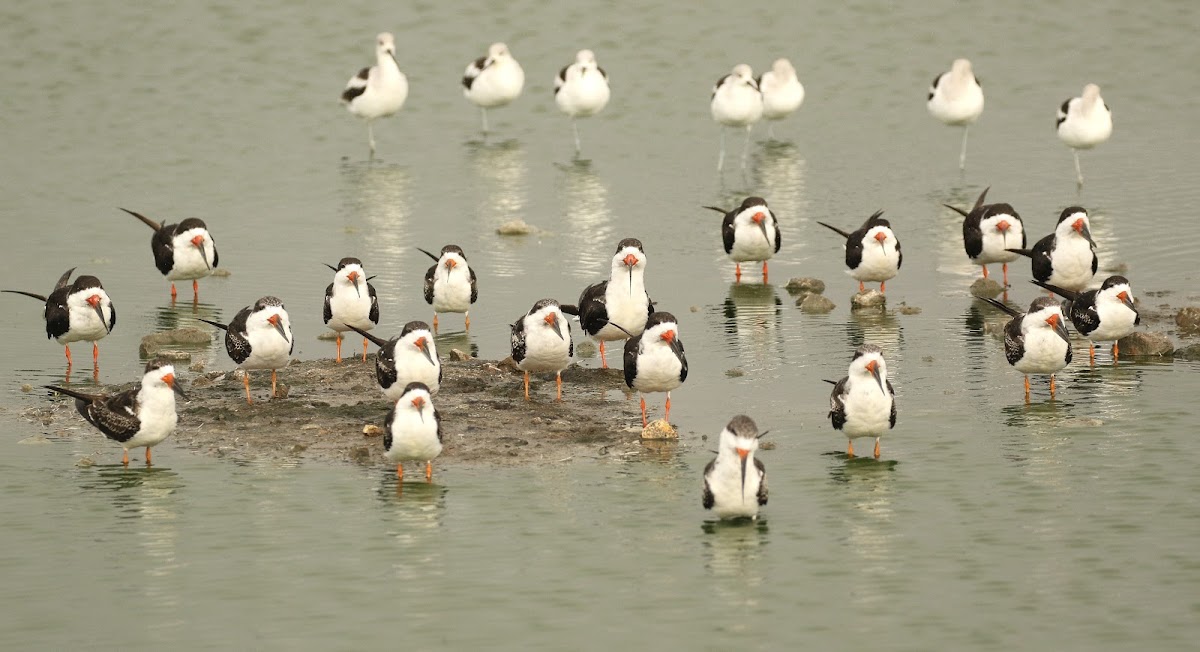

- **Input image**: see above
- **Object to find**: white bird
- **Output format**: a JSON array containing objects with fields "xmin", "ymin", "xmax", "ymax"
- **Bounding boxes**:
[
  {"xmin": 384, "ymin": 382, "xmax": 443, "ymax": 482},
  {"xmin": 826, "ymin": 344, "xmax": 897, "ymax": 459},
  {"xmin": 624, "ymin": 312, "xmax": 688, "ymax": 427},
  {"xmin": 462, "ymin": 42, "xmax": 525, "ymax": 134},
  {"xmin": 927, "ymin": 58, "xmax": 984, "ymax": 170},
  {"xmin": 980, "ymin": 297, "xmax": 1072, "ymax": 400},
  {"xmin": 341, "ymin": 32, "xmax": 409, "ymax": 156},
  {"xmin": 199, "ymin": 297, "xmax": 294, "ymax": 404},
  {"xmin": 419, "ymin": 245, "xmax": 478, "ymax": 333},
  {"xmin": 322, "ymin": 257, "xmax": 379, "ymax": 363},
  {"xmin": 704, "ymin": 196, "xmax": 782, "ymax": 283},
  {"xmin": 511, "ymin": 299, "xmax": 573, "ymax": 402},
  {"xmin": 818, "ymin": 211, "xmax": 903, "ymax": 294},
  {"xmin": 4, "ymin": 269, "xmax": 115, "ymax": 373},
  {"xmin": 554, "ymin": 49, "xmax": 610, "ymax": 156},
  {"xmin": 702, "ymin": 415, "xmax": 768, "ymax": 520},
  {"xmin": 758, "ymin": 58, "xmax": 804, "ymax": 138},
  {"xmin": 1057, "ymin": 84, "xmax": 1112, "ymax": 186},
  {"xmin": 711, "ymin": 64, "xmax": 763, "ymax": 172}
]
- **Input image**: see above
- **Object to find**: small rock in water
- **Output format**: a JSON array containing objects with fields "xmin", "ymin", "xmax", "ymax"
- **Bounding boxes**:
[
  {"xmin": 273, "ymin": 383, "xmax": 290, "ymax": 399},
  {"xmin": 189, "ymin": 361, "xmax": 206, "ymax": 372},
  {"xmin": 759, "ymin": 440, "xmax": 777, "ymax": 450},
  {"xmin": 1117, "ymin": 332, "xmax": 1174, "ymax": 357},
  {"xmin": 348, "ymin": 446, "xmax": 371, "ymax": 464},
  {"xmin": 289, "ymin": 444, "xmax": 308, "ymax": 454},
  {"xmin": 851, "ymin": 290, "xmax": 886, "ymax": 310},
  {"xmin": 20, "ymin": 384, "xmax": 33, "ymax": 393},
  {"xmin": 689, "ymin": 305, "xmax": 700, "ymax": 313},
  {"xmin": 641, "ymin": 419, "xmax": 678, "ymax": 440},
  {"xmin": 497, "ymin": 356, "xmax": 520, "ymax": 372},
  {"xmin": 210, "ymin": 269, "xmax": 232, "ymax": 277},
  {"xmin": 969, "ymin": 278, "xmax": 1005, "ymax": 299},
  {"xmin": 1175, "ymin": 307, "xmax": 1200, "ymax": 333},
  {"xmin": 156, "ymin": 350, "xmax": 192, "ymax": 362},
  {"xmin": 785, "ymin": 277, "xmax": 826, "ymax": 296},
  {"xmin": 362, "ymin": 424, "xmax": 384, "ymax": 437},
  {"xmin": 575, "ymin": 341, "xmax": 597, "ymax": 358},
  {"xmin": 1174, "ymin": 343, "xmax": 1200, "ymax": 361},
  {"xmin": 1102, "ymin": 261, "xmax": 1130, "ymax": 274},
  {"xmin": 75, "ymin": 456, "xmax": 95, "ymax": 467},
  {"xmin": 725, "ymin": 368, "xmax": 745, "ymax": 378},
  {"xmin": 316, "ymin": 331, "xmax": 339, "ymax": 341},
  {"xmin": 449, "ymin": 349, "xmax": 472, "ymax": 362},
  {"xmin": 17, "ymin": 435, "xmax": 51, "ymax": 445},
  {"xmin": 897, "ymin": 303, "xmax": 922, "ymax": 315},
  {"xmin": 140, "ymin": 327, "xmax": 212, "ymax": 357},
  {"xmin": 496, "ymin": 219, "xmax": 534, "ymax": 236},
  {"xmin": 798, "ymin": 294, "xmax": 836, "ymax": 314}
]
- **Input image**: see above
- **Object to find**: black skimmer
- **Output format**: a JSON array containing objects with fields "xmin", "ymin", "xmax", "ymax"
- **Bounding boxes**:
[
  {"xmin": 384, "ymin": 382, "xmax": 443, "ymax": 481},
  {"xmin": 510, "ymin": 299, "xmax": 573, "ymax": 401},
  {"xmin": 198, "ymin": 297, "xmax": 293, "ymax": 404},
  {"xmin": 623, "ymin": 312, "xmax": 687, "ymax": 427},
  {"xmin": 757, "ymin": 58, "xmax": 805, "ymax": 139},
  {"xmin": 4, "ymin": 268, "xmax": 115, "ymax": 372},
  {"xmin": 702, "ymin": 415, "xmax": 768, "ymax": 520},
  {"xmin": 462, "ymin": 42, "xmax": 524, "ymax": 134},
  {"xmin": 979, "ymin": 296, "xmax": 1072, "ymax": 400},
  {"xmin": 562, "ymin": 238, "xmax": 652, "ymax": 369},
  {"xmin": 710, "ymin": 64, "xmax": 763, "ymax": 172},
  {"xmin": 118, "ymin": 208, "xmax": 218, "ymax": 301},
  {"xmin": 944, "ymin": 187, "xmax": 1026, "ymax": 286},
  {"xmin": 341, "ymin": 32, "xmax": 408, "ymax": 156},
  {"xmin": 1033, "ymin": 275, "xmax": 1139, "ymax": 362},
  {"xmin": 1057, "ymin": 84, "xmax": 1113, "ymax": 186},
  {"xmin": 554, "ymin": 49, "xmax": 610, "ymax": 155},
  {"xmin": 418, "ymin": 245, "xmax": 477, "ymax": 332},
  {"xmin": 818, "ymin": 211, "xmax": 903, "ymax": 293},
  {"xmin": 1007, "ymin": 207, "xmax": 1097, "ymax": 293},
  {"xmin": 826, "ymin": 344, "xmax": 896, "ymax": 459},
  {"xmin": 927, "ymin": 58, "xmax": 984, "ymax": 169},
  {"xmin": 704, "ymin": 196, "xmax": 781, "ymax": 283},
  {"xmin": 348, "ymin": 321, "xmax": 441, "ymax": 399},
  {"xmin": 44, "ymin": 358, "xmax": 186, "ymax": 466},
  {"xmin": 322, "ymin": 257, "xmax": 379, "ymax": 363}
]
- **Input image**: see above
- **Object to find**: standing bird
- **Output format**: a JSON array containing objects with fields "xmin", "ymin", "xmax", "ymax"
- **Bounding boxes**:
[
  {"xmin": 1007, "ymin": 207, "xmax": 1097, "ymax": 293},
  {"xmin": 704, "ymin": 196, "xmax": 781, "ymax": 283},
  {"xmin": 4, "ymin": 268, "xmax": 115, "ymax": 371},
  {"xmin": 1057, "ymin": 84, "xmax": 1112, "ymax": 187},
  {"xmin": 624, "ymin": 312, "xmax": 687, "ymax": 427},
  {"xmin": 198, "ymin": 297, "xmax": 293, "ymax": 404},
  {"xmin": 462, "ymin": 42, "xmax": 525, "ymax": 134},
  {"xmin": 554, "ymin": 49, "xmax": 610, "ymax": 156},
  {"xmin": 826, "ymin": 344, "xmax": 896, "ymax": 459},
  {"xmin": 980, "ymin": 296, "xmax": 1072, "ymax": 400},
  {"xmin": 511, "ymin": 299, "xmax": 573, "ymax": 401},
  {"xmin": 341, "ymin": 32, "xmax": 408, "ymax": 156},
  {"xmin": 702, "ymin": 415, "xmax": 768, "ymax": 520},
  {"xmin": 818, "ymin": 211, "xmax": 903, "ymax": 293},
  {"xmin": 1033, "ymin": 276, "xmax": 1139, "ymax": 363},
  {"xmin": 944, "ymin": 187, "xmax": 1026, "ymax": 286},
  {"xmin": 44, "ymin": 358, "xmax": 186, "ymax": 466},
  {"xmin": 384, "ymin": 382, "xmax": 443, "ymax": 482},
  {"xmin": 710, "ymin": 64, "xmax": 763, "ymax": 172},
  {"xmin": 757, "ymin": 58, "xmax": 805, "ymax": 139},
  {"xmin": 419, "ymin": 245, "xmax": 477, "ymax": 332},
  {"xmin": 322, "ymin": 257, "xmax": 379, "ymax": 363},
  {"xmin": 927, "ymin": 58, "xmax": 984, "ymax": 170},
  {"xmin": 119, "ymin": 208, "xmax": 218, "ymax": 301},
  {"xmin": 348, "ymin": 321, "xmax": 441, "ymax": 399},
  {"xmin": 563, "ymin": 238, "xmax": 652, "ymax": 369}
]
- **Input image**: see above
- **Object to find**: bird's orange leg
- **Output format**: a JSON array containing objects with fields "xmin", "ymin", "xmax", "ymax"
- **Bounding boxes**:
[
  {"xmin": 146, "ymin": 448, "xmax": 153, "ymax": 465},
  {"xmin": 735, "ymin": 263, "xmax": 742, "ymax": 283},
  {"xmin": 1089, "ymin": 343, "xmax": 1095, "ymax": 365},
  {"xmin": 874, "ymin": 438, "xmax": 880, "ymax": 459},
  {"xmin": 858, "ymin": 281, "xmax": 865, "ymax": 293},
  {"xmin": 640, "ymin": 396, "xmax": 648, "ymax": 427},
  {"xmin": 1049, "ymin": 375, "xmax": 1057, "ymax": 398},
  {"xmin": 1112, "ymin": 341, "xmax": 1119, "ymax": 362},
  {"xmin": 847, "ymin": 440, "xmax": 855, "ymax": 458},
  {"xmin": 192, "ymin": 279, "xmax": 199, "ymax": 300},
  {"xmin": 170, "ymin": 283, "xmax": 178, "ymax": 299},
  {"xmin": 396, "ymin": 464, "xmax": 404, "ymax": 480},
  {"xmin": 556, "ymin": 372, "xmax": 562, "ymax": 402},
  {"xmin": 762, "ymin": 261, "xmax": 769, "ymax": 283},
  {"xmin": 982, "ymin": 266, "xmax": 989, "ymax": 280},
  {"xmin": 880, "ymin": 281, "xmax": 887, "ymax": 293},
  {"xmin": 425, "ymin": 461, "xmax": 432, "ymax": 482},
  {"xmin": 122, "ymin": 449, "xmax": 129, "ymax": 466},
  {"xmin": 362, "ymin": 337, "xmax": 369, "ymax": 362},
  {"xmin": 464, "ymin": 313, "xmax": 470, "ymax": 331},
  {"xmin": 432, "ymin": 314, "xmax": 439, "ymax": 333},
  {"xmin": 1002, "ymin": 263, "xmax": 1009, "ymax": 287},
  {"xmin": 64, "ymin": 346, "xmax": 72, "ymax": 367},
  {"xmin": 335, "ymin": 333, "xmax": 343, "ymax": 364},
  {"xmin": 664, "ymin": 393, "xmax": 672, "ymax": 423},
  {"xmin": 1024, "ymin": 376, "xmax": 1031, "ymax": 401},
  {"xmin": 243, "ymin": 373, "xmax": 253, "ymax": 404},
  {"xmin": 271, "ymin": 369, "xmax": 278, "ymax": 398},
  {"xmin": 524, "ymin": 371, "xmax": 530, "ymax": 401},
  {"xmin": 599, "ymin": 341, "xmax": 608, "ymax": 369},
  {"xmin": 93, "ymin": 342, "xmax": 99, "ymax": 363}
]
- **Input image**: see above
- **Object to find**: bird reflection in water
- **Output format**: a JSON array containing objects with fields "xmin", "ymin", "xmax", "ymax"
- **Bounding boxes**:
[
  {"xmin": 755, "ymin": 141, "xmax": 808, "ymax": 234},
  {"xmin": 701, "ymin": 517, "xmax": 769, "ymax": 588},
  {"xmin": 376, "ymin": 477, "xmax": 448, "ymax": 580},
  {"xmin": 433, "ymin": 329, "xmax": 479, "ymax": 359},
  {"xmin": 845, "ymin": 308, "xmax": 903, "ymax": 354},
  {"xmin": 468, "ymin": 139, "xmax": 528, "ymax": 279},
  {"xmin": 828, "ymin": 456, "xmax": 899, "ymax": 606},
  {"xmin": 720, "ymin": 282, "xmax": 783, "ymax": 366},
  {"xmin": 556, "ymin": 159, "xmax": 614, "ymax": 279},
  {"xmin": 339, "ymin": 160, "xmax": 412, "ymax": 291}
]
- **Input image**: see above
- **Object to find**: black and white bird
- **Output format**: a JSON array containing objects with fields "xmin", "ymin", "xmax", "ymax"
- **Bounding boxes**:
[
  {"xmin": 462, "ymin": 42, "xmax": 524, "ymax": 134},
  {"xmin": 944, "ymin": 187, "xmax": 1026, "ymax": 286},
  {"xmin": 341, "ymin": 32, "xmax": 408, "ymax": 156},
  {"xmin": 624, "ymin": 312, "xmax": 687, "ymax": 427},
  {"xmin": 1033, "ymin": 275, "xmax": 1139, "ymax": 362},
  {"xmin": 383, "ymin": 382, "xmax": 443, "ymax": 482},
  {"xmin": 980, "ymin": 296, "xmax": 1072, "ymax": 400},
  {"xmin": 119, "ymin": 208, "xmax": 218, "ymax": 301},
  {"xmin": 927, "ymin": 58, "xmax": 984, "ymax": 169},
  {"xmin": 826, "ymin": 344, "xmax": 896, "ymax": 459},
  {"xmin": 322, "ymin": 257, "xmax": 379, "ymax": 363},
  {"xmin": 4, "ymin": 268, "xmax": 115, "ymax": 370},
  {"xmin": 419, "ymin": 245, "xmax": 477, "ymax": 333},
  {"xmin": 758, "ymin": 58, "xmax": 805, "ymax": 139},
  {"xmin": 554, "ymin": 49, "xmax": 610, "ymax": 155},
  {"xmin": 818, "ymin": 211, "xmax": 903, "ymax": 293},
  {"xmin": 44, "ymin": 358, "xmax": 186, "ymax": 466},
  {"xmin": 1057, "ymin": 83, "xmax": 1113, "ymax": 186},
  {"xmin": 563, "ymin": 238, "xmax": 652, "ymax": 369},
  {"xmin": 710, "ymin": 64, "xmax": 763, "ymax": 172},
  {"xmin": 198, "ymin": 297, "xmax": 293, "ymax": 404},
  {"xmin": 1008, "ymin": 207, "xmax": 1097, "ymax": 293},
  {"xmin": 704, "ymin": 196, "xmax": 781, "ymax": 283},
  {"xmin": 702, "ymin": 415, "xmax": 768, "ymax": 520},
  {"xmin": 511, "ymin": 299, "xmax": 572, "ymax": 402},
  {"xmin": 348, "ymin": 321, "xmax": 441, "ymax": 399}
]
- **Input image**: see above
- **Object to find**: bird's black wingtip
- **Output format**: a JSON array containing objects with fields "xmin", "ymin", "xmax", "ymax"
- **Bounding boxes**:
[{"xmin": 196, "ymin": 318, "xmax": 228, "ymax": 330}]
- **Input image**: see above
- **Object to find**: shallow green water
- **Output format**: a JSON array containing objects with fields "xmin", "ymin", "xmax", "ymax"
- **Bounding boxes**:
[{"xmin": 2, "ymin": 0, "xmax": 1200, "ymax": 649}]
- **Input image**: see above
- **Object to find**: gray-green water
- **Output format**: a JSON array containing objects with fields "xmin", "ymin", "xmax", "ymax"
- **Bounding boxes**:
[{"xmin": 3, "ymin": 0, "xmax": 1200, "ymax": 649}]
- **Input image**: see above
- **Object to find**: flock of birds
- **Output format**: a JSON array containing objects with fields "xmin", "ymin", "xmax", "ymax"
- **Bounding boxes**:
[{"xmin": 4, "ymin": 36, "xmax": 1136, "ymax": 521}]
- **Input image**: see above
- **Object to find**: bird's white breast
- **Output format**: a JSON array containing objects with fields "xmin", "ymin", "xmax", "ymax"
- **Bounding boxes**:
[
  {"xmin": 518, "ymin": 319, "xmax": 571, "ymax": 373},
  {"xmin": 760, "ymin": 74, "xmax": 804, "ymax": 120},
  {"xmin": 975, "ymin": 217, "xmax": 1023, "ymax": 265},
  {"xmin": 556, "ymin": 68, "xmax": 610, "ymax": 117},
  {"xmin": 465, "ymin": 58, "xmax": 524, "ymax": 107},
  {"xmin": 632, "ymin": 341, "xmax": 683, "ymax": 393},
  {"xmin": 841, "ymin": 380, "xmax": 893, "ymax": 439},
  {"xmin": 432, "ymin": 267, "xmax": 472, "ymax": 313},
  {"xmin": 928, "ymin": 74, "xmax": 984, "ymax": 125},
  {"xmin": 1089, "ymin": 300, "xmax": 1138, "ymax": 342},
  {"xmin": 328, "ymin": 287, "xmax": 374, "ymax": 332},
  {"xmin": 1014, "ymin": 328, "xmax": 1070, "ymax": 374},
  {"xmin": 1047, "ymin": 238, "xmax": 1095, "ymax": 291},
  {"xmin": 849, "ymin": 240, "xmax": 900, "ymax": 283},
  {"xmin": 711, "ymin": 81, "xmax": 764, "ymax": 127},
  {"xmin": 125, "ymin": 386, "xmax": 178, "ymax": 449},
  {"xmin": 730, "ymin": 221, "xmax": 777, "ymax": 263},
  {"xmin": 708, "ymin": 453, "xmax": 763, "ymax": 519},
  {"xmin": 385, "ymin": 407, "xmax": 442, "ymax": 462},
  {"xmin": 1058, "ymin": 100, "xmax": 1112, "ymax": 149},
  {"xmin": 166, "ymin": 228, "xmax": 216, "ymax": 281}
]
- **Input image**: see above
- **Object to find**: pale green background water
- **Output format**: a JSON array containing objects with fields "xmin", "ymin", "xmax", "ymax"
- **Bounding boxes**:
[{"xmin": 2, "ymin": 0, "xmax": 1199, "ymax": 649}]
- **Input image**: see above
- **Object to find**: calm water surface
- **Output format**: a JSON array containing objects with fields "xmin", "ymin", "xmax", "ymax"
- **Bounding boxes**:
[{"xmin": 2, "ymin": 0, "xmax": 1200, "ymax": 649}]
